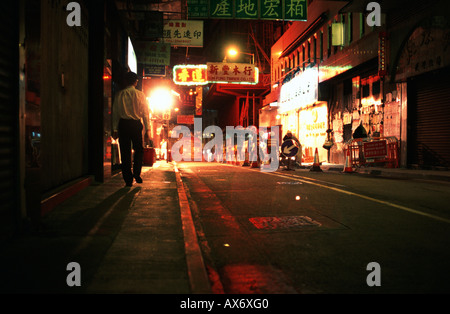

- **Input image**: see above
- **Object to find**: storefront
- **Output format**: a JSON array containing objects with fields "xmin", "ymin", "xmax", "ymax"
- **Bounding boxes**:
[
  {"xmin": 278, "ymin": 66, "xmax": 327, "ymax": 163},
  {"xmin": 325, "ymin": 58, "xmax": 390, "ymax": 165}
]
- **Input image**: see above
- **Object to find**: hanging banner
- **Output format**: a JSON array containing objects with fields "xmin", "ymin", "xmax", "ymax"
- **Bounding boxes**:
[
  {"xmin": 163, "ymin": 20, "xmax": 204, "ymax": 47},
  {"xmin": 206, "ymin": 62, "xmax": 259, "ymax": 84},
  {"xmin": 187, "ymin": 0, "xmax": 307, "ymax": 21}
]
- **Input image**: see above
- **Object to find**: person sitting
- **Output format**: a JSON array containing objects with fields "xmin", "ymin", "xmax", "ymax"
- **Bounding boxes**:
[
  {"xmin": 353, "ymin": 122, "xmax": 368, "ymax": 139},
  {"xmin": 352, "ymin": 122, "xmax": 367, "ymax": 162}
]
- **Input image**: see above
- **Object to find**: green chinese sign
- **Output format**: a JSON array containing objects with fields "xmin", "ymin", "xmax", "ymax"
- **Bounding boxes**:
[
  {"xmin": 210, "ymin": 0, "xmax": 233, "ymax": 18},
  {"xmin": 188, "ymin": 0, "xmax": 209, "ymax": 18},
  {"xmin": 187, "ymin": 0, "xmax": 307, "ymax": 21},
  {"xmin": 235, "ymin": 0, "xmax": 258, "ymax": 19},
  {"xmin": 261, "ymin": 0, "xmax": 283, "ymax": 20}
]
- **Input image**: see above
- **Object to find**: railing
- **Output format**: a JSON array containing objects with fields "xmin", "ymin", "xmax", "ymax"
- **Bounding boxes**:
[{"xmin": 345, "ymin": 136, "xmax": 400, "ymax": 168}]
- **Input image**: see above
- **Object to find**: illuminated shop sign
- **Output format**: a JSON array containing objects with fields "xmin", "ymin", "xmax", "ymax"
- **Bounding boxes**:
[
  {"xmin": 319, "ymin": 65, "xmax": 352, "ymax": 82},
  {"xmin": 173, "ymin": 65, "xmax": 208, "ymax": 85},
  {"xmin": 279, "ymin": 67, "xmax": 318, "ymax": 113},
  {"xmin": 174, "ymin": 63, "xmax": 259, "ymax": 85},
  {"xmin": 127, "ymin": 37, "xmax": 137, "ymax": 73},
  {"xmin": 207, "ymin": 62, "xmax": 259, "ymax": 84},
  {"xmin": 298, "ymin": 102, "xmax": 328, "ymax": 163}
]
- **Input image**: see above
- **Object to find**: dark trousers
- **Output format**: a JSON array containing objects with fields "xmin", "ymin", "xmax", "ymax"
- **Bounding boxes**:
[{"xmin": 118, "ymin": 119, "xmax": 143, "ymax": 184}]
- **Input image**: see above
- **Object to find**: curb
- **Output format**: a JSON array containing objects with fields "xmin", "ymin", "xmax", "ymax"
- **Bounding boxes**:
[{"xmin": 300, "ymin": 164, "xmax": 450, "ymax": 182}]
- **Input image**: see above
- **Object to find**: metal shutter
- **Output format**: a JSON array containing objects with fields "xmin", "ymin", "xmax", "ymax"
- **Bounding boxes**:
[{"xmin": 408, "ymin": 69, "xmax": 450, "ymax": 168}]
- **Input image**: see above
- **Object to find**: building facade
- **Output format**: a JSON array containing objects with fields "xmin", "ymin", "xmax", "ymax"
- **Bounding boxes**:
[
  {"xmin": 262, "ymin": 0, "xmax": 450, "ymax": 168},
  {"xmin": 2, "ymin": 0, "xmax": 134, "ymax": 239}
]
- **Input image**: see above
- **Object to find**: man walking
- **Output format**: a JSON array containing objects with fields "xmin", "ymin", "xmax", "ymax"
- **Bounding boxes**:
[{"xmin": 112, "ymin": 72, "xmax": 151, "ymax": 187}]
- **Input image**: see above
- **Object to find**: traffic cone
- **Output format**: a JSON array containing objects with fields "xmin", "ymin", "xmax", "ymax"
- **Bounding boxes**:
[
  {"xmin": 251, "ymin": 152, "xmax": 259, "ymax": 168},
  {"xmin": 242, "ymin": 149, "xmax": 250, "ymax": 166},
  {"xmin": 342, "ymin": 148, "xmax": 353, "ymax": 173},
  {"xmin": 310, "ymin": 148, "xmax": 323, "ymax": 172}
]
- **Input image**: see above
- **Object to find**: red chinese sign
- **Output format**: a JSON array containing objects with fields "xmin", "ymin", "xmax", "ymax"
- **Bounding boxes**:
[
  {"xmin": 177, "ymin": 115, "xmax": 195, "ymax": 124},
  {"xmin": 364, "ymin": 140, "xmax": 387, "ymax": 158},
  {"xmin": 173, "ymin": 65, "xmax": 208, "ymax": 85},
  {"xmin": 206, "ymin": 62, "xmax": 258, "ymax": 84}
]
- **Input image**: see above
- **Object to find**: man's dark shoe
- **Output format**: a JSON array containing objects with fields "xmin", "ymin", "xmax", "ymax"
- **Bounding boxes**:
[
  {"xmin": 125, "ymin": 182, "xmax": 133, "ymax": 187},
  {"xmin": 134, "ymin": 176, "xmax": 143, "ymax": 184}
]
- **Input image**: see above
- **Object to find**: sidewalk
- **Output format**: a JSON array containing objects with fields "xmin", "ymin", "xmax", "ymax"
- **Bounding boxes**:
[
  {"xmin": 295, "ymin": 162, "xmax": 450, "ymax": 182},
  {"xmin": 0, "ymin": 161, "xmax": 193, "ymax": 294}
]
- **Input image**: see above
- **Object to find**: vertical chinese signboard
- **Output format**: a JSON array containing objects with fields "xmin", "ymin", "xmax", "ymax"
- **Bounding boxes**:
[
  {"xmin": 378, "ymin": 31, "xmax": 387, "ymax": 77},
  {"xmin": 196, "ymin": 86, "xmax": 203, "ymax": 116},
  {"xmin": 188, "ymin": 0, "xmax": 307, "ymax": 21}
]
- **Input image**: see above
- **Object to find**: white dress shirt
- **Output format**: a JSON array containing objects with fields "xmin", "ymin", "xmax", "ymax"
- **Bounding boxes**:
[{"xmin": 112, "ymin": 85, "xmax": 150, "ymax": 132}]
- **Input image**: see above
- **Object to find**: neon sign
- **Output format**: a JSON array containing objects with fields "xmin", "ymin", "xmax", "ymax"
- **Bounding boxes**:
[
  {"xmin": 173, "ymin": 64, "xmax": 259, "ymax": 85},
  {"xmin": 207, "ymin": 62, "xmax": 259, "ymax": 84},
  {"xmin": 173, "ymin": 65, "xmax": 208, "ymax": 86}
]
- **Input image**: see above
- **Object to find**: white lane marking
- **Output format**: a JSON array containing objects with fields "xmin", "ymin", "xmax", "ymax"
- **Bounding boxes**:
[{"xmin": 262, "ymin": 171, "xmax": 450, "ymax": 224}]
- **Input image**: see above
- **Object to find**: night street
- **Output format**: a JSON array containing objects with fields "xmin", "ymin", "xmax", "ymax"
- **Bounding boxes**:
[
  {"xmin": 2, "ymin": 0, "xmax": 450, "ymax": 302},
  {"xmin": 177, "ymin": 162, "xmax": 450, "ymax": 294},
  {"xmin": 3, "ymin": 160, "xmax": 449, "ymax": 297}
]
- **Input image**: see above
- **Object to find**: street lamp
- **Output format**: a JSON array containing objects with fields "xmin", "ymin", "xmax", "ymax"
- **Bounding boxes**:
[
  {"xmin": 226, "ymin": 47, "xmax": 254, "ymax": 65},
  {"xmin": 147, "ymin": 86, "xmax": 176, "ymax": 162},
  {"xmin": 148, "ymin": 87, "xmax": 174, "ymax": 113}
]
